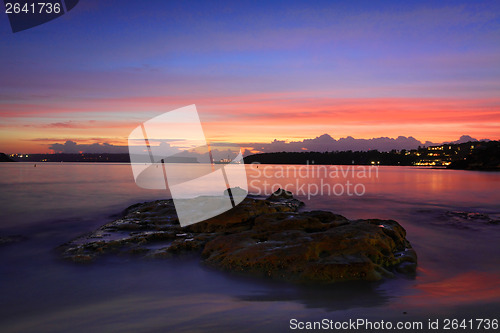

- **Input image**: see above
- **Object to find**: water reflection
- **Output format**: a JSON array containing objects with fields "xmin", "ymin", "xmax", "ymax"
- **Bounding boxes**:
[
  {"xmin": 406, "ymin": 271, "xmax": 500, "ymax": 306},
  {"xmin": 236, "ymin": 281, "xmax": 391, "ymax": 311},
  {"xmin": 0, "ymin": 163, "xmax": 499, "ymax": 332}
]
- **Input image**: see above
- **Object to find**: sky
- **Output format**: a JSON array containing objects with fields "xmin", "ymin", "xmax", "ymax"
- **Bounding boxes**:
[{"xmin": 0, "ymin": 0, "xmax": 499, "ymax": 153}]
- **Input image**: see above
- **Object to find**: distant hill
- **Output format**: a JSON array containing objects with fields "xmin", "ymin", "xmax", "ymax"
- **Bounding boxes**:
[{"xmin": 0, "ymin": 153, "xmax": 15, "ymax": 162}]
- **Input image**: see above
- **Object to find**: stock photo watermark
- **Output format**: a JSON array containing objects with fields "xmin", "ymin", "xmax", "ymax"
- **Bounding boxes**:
[
  {"xmin": 127, "ymin": 105, "xmax": 379, "ymax": 226},
  {"xmin": 128, "ymin": 104, "xmax": 248, "ymax": 227},
  {"xmin": 4, "ymin": 0, "xmax": 80, "ymax": 33},
  {"xmin": 249, "ymin": 162, "xmax": 379, "ymax": 199}
]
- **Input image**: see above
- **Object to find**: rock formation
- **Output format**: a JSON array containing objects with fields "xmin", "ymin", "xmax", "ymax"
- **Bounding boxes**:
[{"xmin": 59, "ymin": 189, "xmax": 417, "ymax": 283}]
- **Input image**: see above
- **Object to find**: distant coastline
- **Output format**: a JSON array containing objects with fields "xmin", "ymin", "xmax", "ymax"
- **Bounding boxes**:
[
  {"xmin": 2, "ymin": 153, "xmax": 131, "ymax": 163},
  {"xmin": 2, "ymin": 140, "xmax": 498, "ymax": 171}
]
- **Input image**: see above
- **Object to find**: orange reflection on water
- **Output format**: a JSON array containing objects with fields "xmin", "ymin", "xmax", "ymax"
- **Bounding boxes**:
[{"xmin": 405, "ymin": 271, "xmax": 500, "ymax": 306}]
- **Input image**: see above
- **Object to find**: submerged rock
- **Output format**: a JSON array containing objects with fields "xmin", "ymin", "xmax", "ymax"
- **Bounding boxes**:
[
  {"xmin": 0, "ymin": 235, "xmax": 25, "ymax": 246},
  {"xmin": 223, "ymin": 186, "xmax": 248, "ymax": 198},
  {"xmin": 441, "ymin": 211, "xmax": 500, "ymax": 229},
  {"xmin": 59, "ymin": 189, "xmax": 417, "ymax": 283}
]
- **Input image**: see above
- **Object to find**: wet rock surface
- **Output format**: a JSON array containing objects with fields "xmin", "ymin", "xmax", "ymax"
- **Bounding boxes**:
[{"xmin": 59, "ymin": 190, "xmax": 417, "ymax": 283}]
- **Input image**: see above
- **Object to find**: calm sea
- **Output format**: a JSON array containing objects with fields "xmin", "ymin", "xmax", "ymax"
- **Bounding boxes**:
[{"xmin": 0, "ymin": 163, "xmax": 499, "ymax": 332}]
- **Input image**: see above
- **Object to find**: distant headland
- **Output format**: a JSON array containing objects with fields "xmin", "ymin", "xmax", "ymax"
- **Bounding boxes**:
[
  {"xmin": 0, "ymin": 153, "xmax": 15, "ymax": 162},
  {"xmin": 244, "ymin": 140, "xmax": 500, "ymax": 171}
]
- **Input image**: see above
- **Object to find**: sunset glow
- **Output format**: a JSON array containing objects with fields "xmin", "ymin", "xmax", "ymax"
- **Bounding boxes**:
[{"xmin": 1, "ymin": 0, "xmax": 499, "ymax": 153}]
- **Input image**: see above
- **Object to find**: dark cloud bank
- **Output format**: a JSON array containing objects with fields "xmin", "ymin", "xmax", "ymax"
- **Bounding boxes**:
[
  {"xmin": 242, "ymin": 134, "xmax": 485, "ymax": 155},
  {"xmin": 49, "ymin": 141, "xmax": 129, "ymax": 154},
  {"xmin": 48, "ymin": 134, "xmax": 485, "ymax": 155}
]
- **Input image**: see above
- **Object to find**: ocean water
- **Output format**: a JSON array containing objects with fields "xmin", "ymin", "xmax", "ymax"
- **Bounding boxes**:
[{"xmin": 0, "ymin": 163, "xmax": 499, "ymax": 332}]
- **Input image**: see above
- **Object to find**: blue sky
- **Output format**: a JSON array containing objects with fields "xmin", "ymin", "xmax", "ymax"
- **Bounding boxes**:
[{"xmin": 1, "ymin": 0, "xmax": 499, "ymax": 152}]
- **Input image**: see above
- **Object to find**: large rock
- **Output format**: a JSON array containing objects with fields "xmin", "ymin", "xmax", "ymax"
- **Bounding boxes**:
[
  {"xmin": 59, "ymin": 189, "xmax": 417, "ymax": 283},
  {"xmin": 202, "ymin": 214, "xmax": 416, "ymax": 283}
]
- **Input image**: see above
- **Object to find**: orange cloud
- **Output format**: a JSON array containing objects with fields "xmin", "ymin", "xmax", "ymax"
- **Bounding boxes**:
[{"xmin": 1, "ymin": 94, "xmax": 499, "ymax": 153}]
